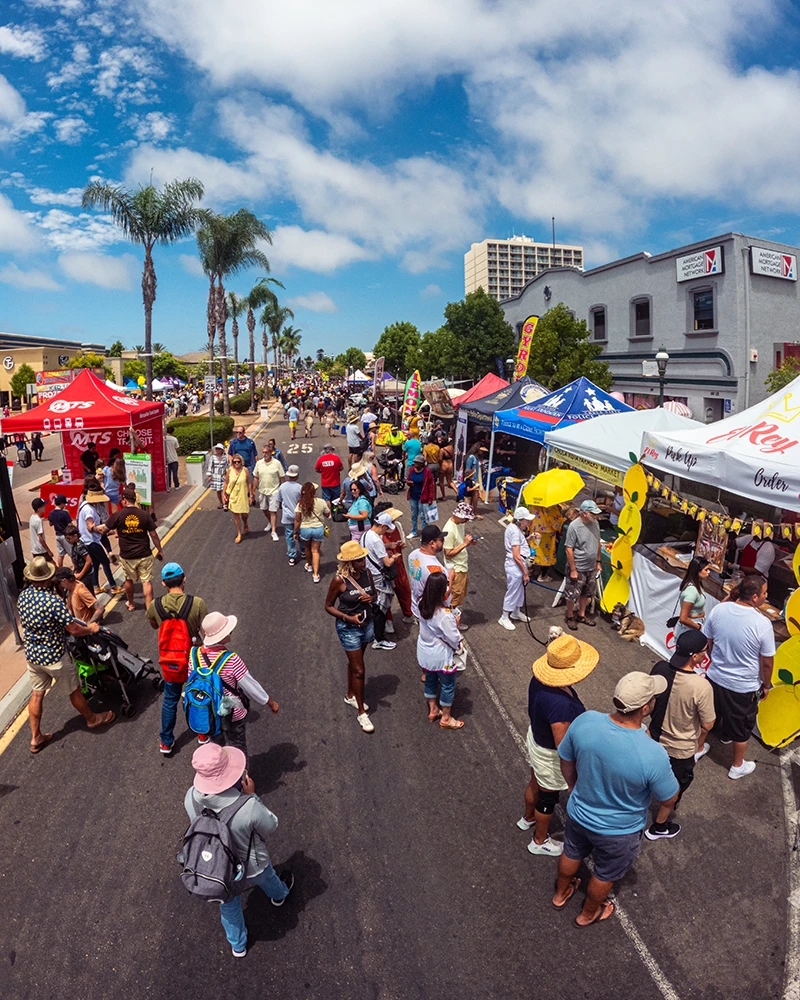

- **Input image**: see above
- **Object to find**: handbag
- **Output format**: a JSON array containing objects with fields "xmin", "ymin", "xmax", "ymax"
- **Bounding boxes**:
[
  {"xmin": 452, "ymin": 642, "xmax": 467, "ymax": 673},
  {"xmin": 665, "ymin": 594, "xmax": 681, "ymax": 629},
  {"xmin": 368, "ymin": 553, "xmax": 398, "ymax": 582},
  {"xmin": 324, "ymin": 523, "xmax": 330, "ymax": 538},
  {"xmin": 425, "ymin": 502, "xmax": 439, "ymax": 524}
]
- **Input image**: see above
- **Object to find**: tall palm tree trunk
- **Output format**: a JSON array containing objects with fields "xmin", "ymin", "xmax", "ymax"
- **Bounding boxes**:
[
  {"xmin": 206, "ymin": 276, "xmax": 216, "ymax": 390},
  {"xmin": 215, "ymin": 278, "xmax": 231, "ymax": 417},
  {"xmin": 247, "ymin": 309, "xmax": 256, "ymax": 410},
  {"xmin": 232, "ymin": 315, "xmax": 239, "ymax": 392},
  {"xmin": 262, "ymin": 328, "xmax": 268, "ymax": 378},
  {"xmin": 143, "ymin": 245, "xmax": 157, "ymax": 401}
]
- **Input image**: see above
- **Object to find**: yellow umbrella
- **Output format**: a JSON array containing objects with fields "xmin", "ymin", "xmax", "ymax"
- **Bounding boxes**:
[{"xmin": 522, "ymin": 468, "xmax": 585, "ymax": 508}]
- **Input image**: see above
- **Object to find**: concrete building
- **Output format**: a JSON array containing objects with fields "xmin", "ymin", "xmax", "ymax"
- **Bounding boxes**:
[
  {"xmin": 0, "ymin": 333, "xmax": 106, "ymax": 407},
  {"xmin": 465, "ymin": 235, "xmax": 584, "ymax": 301},
  {"xmin": 501, "ymin": 233, "xmax": 800, "ymax": 422}
]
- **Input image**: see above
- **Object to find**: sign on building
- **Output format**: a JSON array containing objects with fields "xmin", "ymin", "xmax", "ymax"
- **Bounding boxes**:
[
  {"xmin": 750, "ymin": 246, "xmax": 797, "ymax": 281},
  {"xmin": 676, "ymin": 246, "xmax": 723, "ymax": 282}
]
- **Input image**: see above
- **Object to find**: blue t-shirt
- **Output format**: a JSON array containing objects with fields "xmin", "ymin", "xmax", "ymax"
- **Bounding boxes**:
[
  {"xmin": 464, "ymin": 453, "xmax": 479, "ymax": 483},
  {"xmin": 407, "ymin": 467, "xmax": 426, "ymax": 501},
  {"xmin": 403, "ymin": 438, "xmax": 422, "ymax": 464},
  {"xmin": 288, "ymin": 407, "xmax": 299, "ymax": 422},
  {"xmin": 228, "ymin": 436, "xmax": 257, "ymax": 472},
  {"xmin": 558, "ymin": 711, "xmax": 678, "ymax": 835},
  {"xmin": 347, "ymin": 495, "xmax": 372, "ymax": 529},
  {"xmin": 527, "ymin": 675, "xmax": 585, "ymax": 750},
  {"xmin": 48, "ymin": 508, "xmax": 72, "ymax": 537}
]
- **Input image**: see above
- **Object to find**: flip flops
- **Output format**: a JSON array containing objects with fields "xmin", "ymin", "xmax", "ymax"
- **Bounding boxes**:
[
  {"xmin": 29, "ymin": 733, "xmax": 53, "ymax": 754},
  {"xmin": 575, "ymin": 900, "xmax": 615, "ymax": 927},
  {"xmin": 552, "ymin": 877, "xmax": 581, "ymax": 910}
]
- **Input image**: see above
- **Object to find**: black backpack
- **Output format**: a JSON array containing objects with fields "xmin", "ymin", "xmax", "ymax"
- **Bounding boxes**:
[
  {"xmin": 178, "ymin": 792, "xmax": 255, "ymax": 903},
  {"xmin": 648, "ymin": 661, "xmax": 678, "ymax": 743}
]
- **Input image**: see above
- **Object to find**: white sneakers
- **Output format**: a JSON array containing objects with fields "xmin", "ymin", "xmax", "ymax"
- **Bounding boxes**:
[
  {"xmin": 498, "ymin": 615, "xmax": 515, "ymax": 631},
  {"xmin": 384, "ymin": 620, "xmax": 395, "ymax": 634},
  {"xmin": 526, "ymin": 836, "xmax": 563, "ymax": 857},
  {"xmin": 357, "ymin": 712, "xmax": 374, "ymax": 733},
  {"xmin": 510, "ymin": 610, "xmax": 530, "ymax": 623},
  {"xmin": 694, "ymin": 743, "xmax": 710, "ymax": 763},
  {"xmin": 344, "ymin": 695, "xmax": 369, "ymax": 711},
  {"xmin": 271, "ymin": 531, "xmax": 279, "ymax": 541},
  {"xmin": 728, "ymin": 760, "xmax": 756, "ymax": 780},
  {"xmin": 516, "ymin": 816, "xmax": 534, "ymax": 831},
  {"xmin": 372, "ymin": 639, "xmax": 396, "ymax": 650}
]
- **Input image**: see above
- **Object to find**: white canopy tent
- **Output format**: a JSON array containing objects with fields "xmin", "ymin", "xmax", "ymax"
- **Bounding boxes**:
[
  {"xmin": 544, "ymin": 408, "xmax": 701, "ymax": 485},
  {"xmin": 346, "ymin": 369, "xmax": 370, "ymax": 383},
  {"xmin": 642, "ymin": 374, "xmax": 800, "ymax": 512}
]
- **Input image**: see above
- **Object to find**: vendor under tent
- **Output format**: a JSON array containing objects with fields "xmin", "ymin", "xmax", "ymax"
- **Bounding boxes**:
[
  {"xmin": 452, "ymin": 372, "xmax": 509, "ymax": 410},
  {"xmin": 543, "ymin": 406, "xmax": 700, "ymax": 486},
  {"xmin": 641, "ymin": 373, "xmax": 800, "ymax": 514},
  {"xmin": 346, "ymin": 369, "xmax": 370, "ymax": 383},
  {"xmin": 0, "ymin": 369, "xmax": 166, "ymax": 492}
]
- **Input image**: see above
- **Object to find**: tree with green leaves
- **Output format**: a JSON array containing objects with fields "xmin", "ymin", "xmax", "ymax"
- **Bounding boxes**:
[
  {"xmin": 107, "ymin": 340, "xmax": 125, "ymax": 357},
  {"xmin": 441, "ymin": 288, "xmax": 516, "ymax": 381},
  {"xmin": 335, "ymin": 347, "xmax": 367, "ymax": 372},
  {"xmin": 373, "ymin": 322, "xmax": 420, "ymax": 379},
  {"xmin": 407, "ymin": 327, "xmax": 458, "ymax": 380},
  {"xmin": 765, "ymin": 357, "xmax": 800, "ymax": 394},
  {"xmin": 280, "ymin": 326, "xmax": 303, "ymax": 369},
  {"xmin": 68, "ymin": 352, "xmax": 113, "ymax": 379},
  {"xmin": 197, "ymin": 209, "xmax": 272, "ymax": 415},
  {"xmin": 261, "ymin": 303, "xmax": 294, "ymax": 374},
  {"xmin": 244, "ymin": 278, "xmax": 282, "ymax": 409},
  {"xmin": 10, "ymin": 363, "xmax": 36, "ymax": 404},
  {"xmin": 524, "ymin": 302, "xmax": 612, "ymax": 390},
  {"xmin": 226, "ymin": 291, "xmax": 246, "ymax": 388},
  {"xmin": 82, "ymin": 177, "xmax": 208, "ymax": 400}
]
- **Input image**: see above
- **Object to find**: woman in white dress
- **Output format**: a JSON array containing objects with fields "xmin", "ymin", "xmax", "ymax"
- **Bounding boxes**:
[{"xmin": 498, "ymin": 507, "xmax": 535, "ymax": 631}]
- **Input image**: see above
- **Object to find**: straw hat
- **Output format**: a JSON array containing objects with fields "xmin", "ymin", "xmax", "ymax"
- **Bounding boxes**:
[
  {"xmin": 23, "ymin": 555, "xmax": 56, "ymax": 583},
  {"xmin": 532, "ymin": 634, "xmax": 599, "ymax": 687},
  {"xmin": 338, "ymin": 540, "xmax": 368, "ymax": 561},
  {"xmin": 383, "ymin": 507, "xmax": 403, "ymax": 521},
  {"xmin": 350, "ymin": 462, "xmax": 368, "ymax": 479},
  {"xmin": 84, "ymin": 483, "xmax": 109, "ymax": 503}
]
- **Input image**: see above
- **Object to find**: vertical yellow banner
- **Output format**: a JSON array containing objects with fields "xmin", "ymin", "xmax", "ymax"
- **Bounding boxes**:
[{"xmin": 513, "ymin": 315, "xmax": 539, "ymax": 381}]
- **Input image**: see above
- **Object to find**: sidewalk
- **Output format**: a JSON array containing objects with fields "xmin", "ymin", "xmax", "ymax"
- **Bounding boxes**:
[{"xmin": 0, "ymin": 400, "xmax": 279, "ymax": 737}]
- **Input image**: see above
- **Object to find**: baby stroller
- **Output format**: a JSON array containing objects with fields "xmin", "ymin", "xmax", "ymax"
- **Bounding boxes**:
[
  {"xmin": 377, "ymin": 449, "xmax": 405, "ymax": 494},
  {"xmin": 68, "ymin": 623, "xmax": 158, "ymax": 717}
]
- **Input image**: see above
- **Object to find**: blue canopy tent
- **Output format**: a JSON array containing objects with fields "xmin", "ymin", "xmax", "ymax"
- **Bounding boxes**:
[
  {"xmin": 459, "ymin": 375, "xmax": 548, "ymax": 426},
  {"xmin": 486, "ymin": 377, "xmax": 633, "ymax": 498}
]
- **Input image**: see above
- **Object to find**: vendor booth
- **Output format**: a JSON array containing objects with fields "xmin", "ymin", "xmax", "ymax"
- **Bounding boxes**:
[
  {"xmin": 0, "ymin": 369, "xmax": 167, "ymax": 499},
  {"xmin": 346, "ymin": 369, "xmax": 370, "ymax": 384},
  {"xmin": 452, "ymin": 372, "xmax": 509, "ymax": 410}
]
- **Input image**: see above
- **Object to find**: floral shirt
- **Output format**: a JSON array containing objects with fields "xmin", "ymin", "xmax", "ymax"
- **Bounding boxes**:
[{"xmin": 18, "ymin": 586, "xmax": 73, "ymax": 666}]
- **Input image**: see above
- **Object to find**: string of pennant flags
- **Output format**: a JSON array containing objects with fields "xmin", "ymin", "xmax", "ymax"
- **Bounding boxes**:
[{"xmin": 644, "ymin": 472, "xmax": 800, "ymax": 541}]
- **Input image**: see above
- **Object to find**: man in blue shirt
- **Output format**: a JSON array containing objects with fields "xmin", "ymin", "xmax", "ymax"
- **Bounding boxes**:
[
  {"xmin": 287, "ymin": 404, "xmax": 300, "ymax": 440},
  {"xmin": 553, "ymin": 672, "xmax": 679, "ymax": 927},
  {"xmin": 228, "ymin": 425, "xmax": 257, "ymax": 474}
]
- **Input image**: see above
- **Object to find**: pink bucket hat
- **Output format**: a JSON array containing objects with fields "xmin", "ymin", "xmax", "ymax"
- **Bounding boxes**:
[
  {"xmin": 202, "ymin": 611, "xmax": 238, "ymax": 645},
  {"xmin": 192, "ymin": 743, "xmax": 246, "ymax": 794}
]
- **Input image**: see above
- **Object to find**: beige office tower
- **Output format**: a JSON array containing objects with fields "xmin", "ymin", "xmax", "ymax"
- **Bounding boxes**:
[{"xmin": 464, "ymin": 235, "xmax": 584, "ymax": 301}]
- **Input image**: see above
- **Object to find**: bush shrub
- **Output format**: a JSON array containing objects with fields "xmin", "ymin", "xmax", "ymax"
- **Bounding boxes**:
[
  {"xmin": 166, "ymin": 415, "xmax": 234, "ymax": 455},
  {"xmin": 214, "ymin": 390, "xmax": 262, "ymax": 415}
]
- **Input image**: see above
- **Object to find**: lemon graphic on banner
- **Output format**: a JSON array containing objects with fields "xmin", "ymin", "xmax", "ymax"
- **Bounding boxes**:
[
  {"xmin": 622, "ymin": 463, "xmax": 648, "ymax": 510},
  {"xmin": 601, "ymin": 570, "xmax": 631, "ymax": 614},
  {"xmin": 758, "ymin": 539, "xmax": 800, "ymax": 747},
  {"xmin": 610, "ymin": 536, "xmax": 633, "ymax": 577}
]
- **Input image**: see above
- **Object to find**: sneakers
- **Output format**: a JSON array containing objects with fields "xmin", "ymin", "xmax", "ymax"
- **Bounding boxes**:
[
  {"xmin": 510, "ymin": 610, "xmax": 530, "ymax": 623},
  {"xmin": 384, "ymin": 620, "xmax": 395, "ymax": 634},
  {"xmin": 498, "ymin": 615, "xmax": 515, "ymax": 631},
  {"xmin": 407, "ymin": 532, "xmax": 418, "ymax": 539},
  {"xmin": 694, "ymin": 743, "xmax": 710, "ymax": 763},
  {"xmin": 159, "ymin": 741, "xmax": 174, "ymax": 755},
  {"xmin": 344, "ymin": 695, "xmax": 369, "ymax": 711},
  {"xmin": 264, "ymin": 525, "xmax": 271, "ymax": 532},
  {"xmin": 372, "ymin": 639, "xmax": 397, "ymax": 650},
  {"xmin": 728, "ymin": 760, "xmax": 756, "ymax": 779},
  {"xmin": 526, "ymin": 836, "xmax": 564, "ymax": 856},
  {"xmin": 516, "ymin": 816, "xmax": 535, "ymax": 831},
  {"xmin": 232, "ymin": 946, "xmax": 247, "ymax": 958},
  {"xmin": 271, "ymin": 871, "xmax": 295, "ymax": 906},
  {"xmin": 304, "ymin": 564, "xmax": 313, "ymax": 573},
  {"xmin": 313, "ymin": 575, "xmax": 321, "ymax": 583},
  {"xmin": 645, "ymin": 821, "xmax": 681, "ymax": 841},
  {"xmin": 197, "ymin": 733, "xmax": 210, "ymax": 745},
  {"xmin": 402, "ymin": 616, "xmax": 414, "ymax": 624},
  {"xmin": 357, "ymin": 712, "xmax": 375, "ymax": 733},
  {"xmin": 271, "ymin": 531, "xmax": 279, "ymax": 541}
]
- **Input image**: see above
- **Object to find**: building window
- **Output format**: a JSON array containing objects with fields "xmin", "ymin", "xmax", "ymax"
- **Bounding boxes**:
[
  {"xmin": 631, "ymin": 297, "xmax": 652, "ymax": 338},
  {"xmin": 591, "ymin": 307, "xmax": 606, "ymax": 341},
  {"xmin": 693, "ymin": 288, "xmax": 714, "ymax": 330}
]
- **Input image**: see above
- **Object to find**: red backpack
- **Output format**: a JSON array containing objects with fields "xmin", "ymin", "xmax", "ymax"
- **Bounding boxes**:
[{"xmin": 156, "ymin": 596, "xmax": 195, "ymax": 683}]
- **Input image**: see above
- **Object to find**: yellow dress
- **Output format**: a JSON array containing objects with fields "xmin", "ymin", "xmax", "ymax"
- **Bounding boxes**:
[
  {"xmin": 226, "ymin": 469, "xmax": 250, "ymax": 514},
  {"xmin": 528, "ymin": 505, "xmax": 565, "ymax": 567}
]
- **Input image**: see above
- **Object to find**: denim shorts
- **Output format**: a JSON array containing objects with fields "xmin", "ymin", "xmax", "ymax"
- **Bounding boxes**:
[
  {"xmin": 335, "ymin": 617, "xmax": 375, "ymax": 651},
  {"xmin": 300, "ymin": 525, "xmax": 325, "ymax": 542},
  {"xmin": 562, "ymin": 814, "xmax": 643, "ymax": 883}
]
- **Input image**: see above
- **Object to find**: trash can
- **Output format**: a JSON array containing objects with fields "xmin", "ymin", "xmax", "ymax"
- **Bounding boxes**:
[
  {"xmin": 185, "ymin": 451, "xmax": 206, "ymax": 488},
  {"xmin": 260, "ymin": 403, "xmax": 271, "ymax": 420}
]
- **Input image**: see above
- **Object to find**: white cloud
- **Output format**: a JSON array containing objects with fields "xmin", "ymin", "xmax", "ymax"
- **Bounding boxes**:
[
  {"xmin": 0, "ymin": 25, "xmax": 47, "ymax": 61},
  {"xmin": 0, "ymin": 74, "xmax": 27, "ymax": 126},
  {"xmin": 125, "ymin": 144, "xmax": 268, "ymax": 203},
  {"xmin": 27, "ymin": 186, "xmax": 84, "ymax": 207},
  {"xmin": 0, "ymin": 263, "xmax": 62, "ymax": 291},
  {"xmin": 94, "ymin": 46, "xmax": 158, "ymax": 107},
  {"xmin": 130, "ymin": 111, "xmax": 175, "ymax": 142},
  {"xmin": 25, "ymin": 0, "xmax": 84, "ymax": 11},
  {"xmin": 33, "ymin": 208, "xmax": 125, "ymax": 252},
  {"xmin": 58, "ymin": 251, "xmax": 137, "ymax": 289},
  {"xmin": 420, "ymin": 283, "xmax": 442, "ymax": 299},
  {"xmin": 287, "ymin": 291, "xmax": 337, "ymax": 313},
  {"xmin": 179, "ymin": 253, "xmax": 205, "ymax": 278},
  {"xmin": 46, "ymin": 42, "xmax": 92, "ymax": 90},
  {"xmin": 269, "ymin": 225, "xmax": 371, "ymax": 273},
  {"xmin": 0, "ymin": 193, "xmax": 41, "ymax": 250},
  {"xmin": 53, "ymin": 116, "xmax": 90, "ymax": 144}
]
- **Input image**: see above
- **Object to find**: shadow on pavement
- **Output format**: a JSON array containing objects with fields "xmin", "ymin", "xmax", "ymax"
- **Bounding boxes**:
[
  {"xmin": 365, "ymin": 672, "xmax": 400, "ymax": 711},
  {"xmin": 242, "ymin": 850, "xmax": 328, "ymax": 944},
  {"xmin": 248, "ymin": 742, "xmax": 307, "ymax": 794}
]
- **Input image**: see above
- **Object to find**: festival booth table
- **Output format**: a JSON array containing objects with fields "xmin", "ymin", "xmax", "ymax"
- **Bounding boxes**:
[
  {"xmin": 619, "ymin": 377, "xmax": 800, "ymax": 659},
  {"xmin": 0, "ymin": 370, "xmax": 166, "ymax": 516}
]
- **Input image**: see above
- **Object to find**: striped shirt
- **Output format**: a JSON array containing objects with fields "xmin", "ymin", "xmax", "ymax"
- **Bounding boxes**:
[{"xmin": 200, "ymin": 643, "xmax": 268, "ymax": 721}]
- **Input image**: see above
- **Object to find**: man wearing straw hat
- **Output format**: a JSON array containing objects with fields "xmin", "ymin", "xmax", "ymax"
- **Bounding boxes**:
[
  {"xmin": 18, "ymin": 556, "xmax": 116, "ymax": 755},
  {"xmin": 518, "ymin": 635, "xmax": 596, "ymax": 857},
  {"xmin": 552, "ymin": 671, "xmax": 679, "ymax": 926}
]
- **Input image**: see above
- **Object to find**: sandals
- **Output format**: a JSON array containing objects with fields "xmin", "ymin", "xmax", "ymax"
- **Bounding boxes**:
[
  {"xmin": 126, "ymin": 602, "xmax": 136, "ymax": 612},
  {"xmin": 29, "ymin": 733, "xmax": 53, "ymax": 754},
  {"xmin": 575, "ymin": 900, "xmax": 615, "ymax": 927},
  {"xmin": 428, "ymin": 709, "xmax": 443, "ymax": 722},
  {"xmin": 565, "ymin": 617, "xmax": 578, "ymax": 631},
  {"xmin": 552, "ymin": 877, "xmax": 581, "ymax": 910},
  {"xmin": 439, "ymin": 718, "xmax": 464, "ymax": 730},
  {"xmin": 576, "ymin": 615, "xmax": 596, "ymax": 627}
]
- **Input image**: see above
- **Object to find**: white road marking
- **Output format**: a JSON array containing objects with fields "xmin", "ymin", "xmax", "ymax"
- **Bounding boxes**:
[
  {"xmin": 780, "ymin": 750, "xmax": 800, "ymax": 1000},
  {"xmin": 466, "ymin": 638, "xmax": 682, "ymax": 1000}
]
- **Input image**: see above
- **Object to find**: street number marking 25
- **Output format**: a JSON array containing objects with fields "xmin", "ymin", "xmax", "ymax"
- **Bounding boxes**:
[{"xmin": 286, "ymin": 443, "xmax": 312, "ymax": 454}]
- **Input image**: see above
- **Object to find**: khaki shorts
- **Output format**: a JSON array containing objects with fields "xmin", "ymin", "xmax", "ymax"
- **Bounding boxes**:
[
  {"xmin": 526, "ymin": 726, "xmax": 568, "ymax": 791},
  {"xmin": 27, "ymin": 654, "xmax": 78, "ymax": 694},
  {"xmin": 450, "ymin": 570, "xmax": 468, "ymax": 608},
  {"xmin": 120, "ymin": 555, "xmax": 154, "ymax": 582},
  {"xmin": 258, "ymin": 492, "xmax": 280, "ymax": 512}
]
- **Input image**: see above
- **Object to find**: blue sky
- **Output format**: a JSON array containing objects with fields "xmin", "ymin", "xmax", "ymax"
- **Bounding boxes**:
[{"xmin": 1, "ymin": 0, "xmax": 800, "ymax": 360}]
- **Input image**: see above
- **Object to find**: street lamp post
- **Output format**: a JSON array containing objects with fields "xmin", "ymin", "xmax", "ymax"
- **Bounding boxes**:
[
  {"xmin": 655, "ymin": 347, "xmax": 670, "ymax": 407},
  {"xmin": 505, "ymin": 357, "xmax": 515, "ymax": 380}
]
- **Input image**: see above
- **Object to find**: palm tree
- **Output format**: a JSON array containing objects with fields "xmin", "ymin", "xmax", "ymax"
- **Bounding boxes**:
[
  {"xmin": 132, "ymin": 344, "xmax": 144, "ymax": 353},
  {"xmin": 197, "ymin": 210, "xmax": 272, "ymax": 415},
  {"xmin": 316, "ymin": 348, "xmax": 325, "ymax": 362},
  {"xmin": 243, "ymin": 278, "xmax": 282, "ymax": 409},
  {"xmin": 280, "ymin": 326, "xmax": 303, "ymax": 370},
  {"xmin": 152, "ymin": 342, "xmax": 166, "ymax": 354},
  {"xmin": 226, "ymin": 292, "xmax": 245, "ymax": 390},
  {"xmin": 82, "ymin": 177, "xmax": 207, "ymax": 400},
  {"xmin": 260, "ymin": 303, "xmax": 294, "ymax": 377}
]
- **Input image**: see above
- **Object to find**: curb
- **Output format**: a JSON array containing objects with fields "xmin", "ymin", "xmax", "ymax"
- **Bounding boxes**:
[{"xmin": 0, "ymin": 670, "xmax": 33, "ymax": 740}]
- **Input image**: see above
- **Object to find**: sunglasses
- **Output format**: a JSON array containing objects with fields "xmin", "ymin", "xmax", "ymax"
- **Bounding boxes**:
[{"xmin": 232, "ymin": 460, "xmax": 243, "ymax": 465}]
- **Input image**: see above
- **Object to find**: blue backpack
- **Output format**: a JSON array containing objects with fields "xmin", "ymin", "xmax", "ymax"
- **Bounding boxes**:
[{"xmin": 183, "ymin": 648, "xmax": 235, "ymax": 736}]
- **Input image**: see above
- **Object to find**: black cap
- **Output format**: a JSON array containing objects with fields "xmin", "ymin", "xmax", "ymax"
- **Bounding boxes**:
[
  {"xmin": 32, "ymin": 498, "xmax": 46, "ymax": 511},
  {"xmin": 421, "ymin": 524, "xmax": 446, "ymax": 544},
  {"xmin": 671, "ymin": 629, "xmax": 709, "ymax": 666},
  {"xmin": 54, "ymin": 494, "xmax": 67, "ymax": 505}
]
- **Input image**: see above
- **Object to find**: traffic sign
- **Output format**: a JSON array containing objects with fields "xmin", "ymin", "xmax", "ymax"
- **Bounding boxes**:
[{"xmin": 204, "ymin": 376, "xmax": 216, "ymax": 393}]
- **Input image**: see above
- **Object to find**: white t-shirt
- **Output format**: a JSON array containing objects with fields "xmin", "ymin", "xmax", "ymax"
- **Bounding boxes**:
[
  {"xmin": 165, "ymin": 434, "xmax": 179, "ymax": 464},
  {"xmin": 30, "ymin": 513, "xmax": 47, "ymax": 555},
  {"xmin": 504, "ymin": 523, "xmax": 530, "ymax": 568},
  {"xmin": 346, "ymin": 424, "xmax": 362, "ymax": 448},
  {"xmin": 78, "ymin": 502, "xmax": 102, "ymax": 545},
  {"xmin": 253, "ymin": 457, "xmax": 283, "ymax": 496},
  {"xmin": 705, "ymin": 602, "xmax": 776, "ymax": 693},
  {"xmin": 735, "ymin": 535, "xmax": 776, "ymax": 577},
  {"xmin": 364, "ymin": 529, "xmax": 388, "ymax": 588},
  {"xmin": 407, "ymin": 548, "xmax": 446, "ymax": 618}
]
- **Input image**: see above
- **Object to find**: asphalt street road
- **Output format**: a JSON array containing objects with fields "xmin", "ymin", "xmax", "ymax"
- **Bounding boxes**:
[{"xmin": 0, "ymin": 413, "xmax": 792, "ymax": 1000}]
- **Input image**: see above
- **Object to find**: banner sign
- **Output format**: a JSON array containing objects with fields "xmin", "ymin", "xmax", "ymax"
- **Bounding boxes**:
[
  {"xmin": 750, "ymin": 246, "xmax": 797, "ymax": 281},
  {"xmin": 421, "ymin": 379, "xmax": 454, "ymax": 418},
  {"xmin": 38, "ymin": 481, "xmax": 84, "ymax": 518},
  {"xmin": 373, "ymin": 356, "xmax": 385, "ymax": 394},
  {"xmin": 60, "ymin": 414, "xmax": 166, "ymax": 493},
  {"xmin": 512, "ymin": 315, "xmax": 539, "ymax": 381},
  {"xmin": 35, "ymin": 368, "xmax": 106, "ymax": 401},
  {"xmin": 401, "ymin": 369, "xmax": 421, "ymax": 431},
  {"xmin": 548, "ymin": 446, "xmax": 623, "ymax": 486},
  {"xmin": 676, "ymin": 246, "xmax": 723, "ymax": 282},
  {"xmin": 125, "ymin": 452, "xmax": 153, "ymax": 506}
]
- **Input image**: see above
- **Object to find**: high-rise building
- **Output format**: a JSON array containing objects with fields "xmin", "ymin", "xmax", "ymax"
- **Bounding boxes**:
[{"xmin": 464, "ymin": 235, "xmax": 584, "ymax": 301}]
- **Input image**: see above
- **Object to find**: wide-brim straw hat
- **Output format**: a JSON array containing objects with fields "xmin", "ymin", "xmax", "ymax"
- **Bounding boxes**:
[
  {"xmin": 24, "ymin": 555, "xmax": 55, "ymax": 583},
  {"xmin": 85, "ymin": 488, "xmax": 109, "ymax": 503},
  {"xmin": 350, "ymin": 463, "xmax": 368, "ymax": 479},
  {"xmin": 338, "ymin": 540, "xmax": 368, "ymax": 561},
  {"xmin": 532, "ymin": 634, "xmax": 599, "ymax": 687},
  {"xmin": 383, "ymin": 507, "xmax": 403, "ymax": 521}
]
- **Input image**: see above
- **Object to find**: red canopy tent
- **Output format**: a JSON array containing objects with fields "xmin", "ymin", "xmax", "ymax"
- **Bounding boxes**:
[
  {"xmin": 452, "ymin": 372, "xmax": 509, "ymax": 409},
  {"xmin": 1, "ymin": 369, "xmax": 166, "ymax": 492}
]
